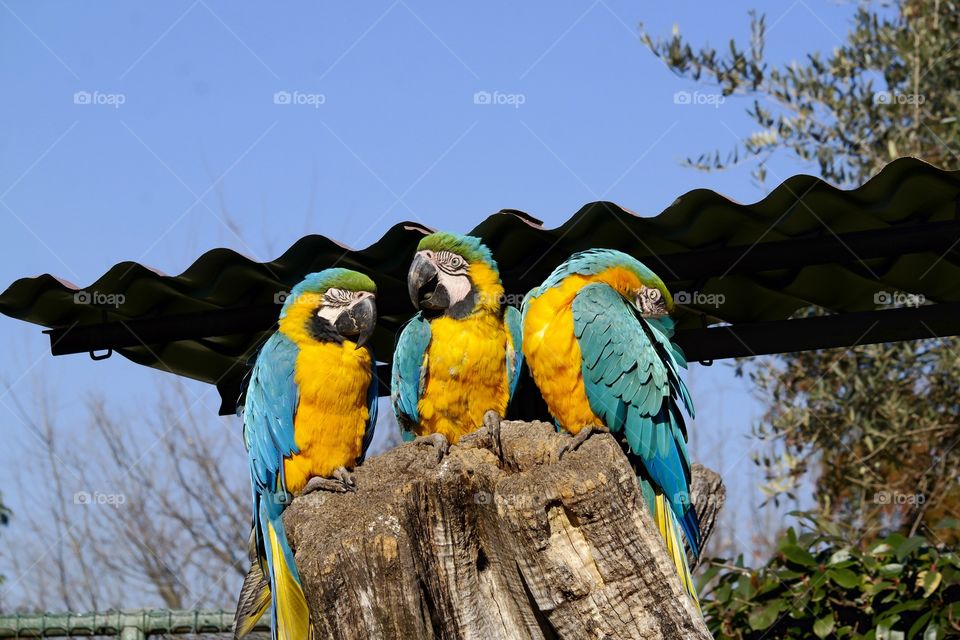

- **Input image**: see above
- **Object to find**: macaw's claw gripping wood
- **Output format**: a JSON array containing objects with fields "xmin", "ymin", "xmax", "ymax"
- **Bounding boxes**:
[{"xmin": 284, "ymin": 420, "xmax": 724, "ymax": 640}]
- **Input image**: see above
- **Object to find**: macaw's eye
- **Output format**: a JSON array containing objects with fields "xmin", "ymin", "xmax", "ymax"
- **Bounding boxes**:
[
  {"xmin": 436, "ymin": 251, "xmax": 468, "ymax": 273},
  {"xmin": 636, "ymin": 287, "xmax": 667, "ymax": 316}
]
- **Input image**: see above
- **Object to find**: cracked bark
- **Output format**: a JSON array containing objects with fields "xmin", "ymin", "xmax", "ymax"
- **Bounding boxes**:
[{"xmin": 284, "ymin": 420, "xmax": 724, "ymax": 640}]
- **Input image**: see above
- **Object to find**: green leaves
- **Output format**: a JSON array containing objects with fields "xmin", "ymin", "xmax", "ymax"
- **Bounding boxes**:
[
  {"xmin": 813, "ymin": 614, "xmax": 835, "ymax": 638},
  {"xmin": 781, "ymin": 544, "xmax": 817, "ymax": 567},
  {"xmin": 830, "ymin": 548, "xmax": 853, "ymax": 565},
  {"xmin": 829, "ymin": 567, "xmax": 860, "ymax": 589},
  {"xmin": 921, "ymin": 571, "xmax": 942, "ymax": 598},
  {"xmin": 642, "ymin": 1, "xmax": 960, "ymax": 635},
  {"xmin": 748, "ymin": 601, "xmax": 782, "ymax": 631},
  {"xmin": 898, "ymin": 538, "xmax": 928, "ymax": 562},
  {"xmin": 642, "ymin": 0, "xmax": 960, "ymax": 547},
  {"xmin": 703, "ymin": 522, "xmax": 959, "ymax": 639}
]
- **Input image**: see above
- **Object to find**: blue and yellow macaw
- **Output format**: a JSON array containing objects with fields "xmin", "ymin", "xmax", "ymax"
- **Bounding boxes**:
[
  {"xmin": 521, "ymin": 249, "xmax": 700, "ymax": 603},
  {"xmin": 391, "ymin": 232, "xmax": 522, "ymax": 451},
  {"xmin": 234, "ymin": 269, "xmax": 379, "ymax": 640}
]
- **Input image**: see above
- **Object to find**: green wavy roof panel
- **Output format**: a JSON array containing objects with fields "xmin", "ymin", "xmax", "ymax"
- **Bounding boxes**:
[{"xmin": 1, "ymin": 157, "xmax": 958, "ymax": 413}]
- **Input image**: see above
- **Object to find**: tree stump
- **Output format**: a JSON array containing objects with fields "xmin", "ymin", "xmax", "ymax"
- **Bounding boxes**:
[{"xmin": 284, "ymin": 420, "xmax": 724, "ymax": 639}]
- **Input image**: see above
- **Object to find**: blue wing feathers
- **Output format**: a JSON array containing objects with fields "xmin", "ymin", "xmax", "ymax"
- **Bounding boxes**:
[
  {"xmin": 243, "ymin": 332, "xmax": 301, "ymax": 499},
  {"xmin": 242, "ymin": 321, "xmax": 381, "ymax": 639},
  {"xmin": 572, "ymin": 283, "xmax": 701, "ymax": 557},
  {"xmin": 680, "ymin": 508, "xmax": 701, "ymax": 558},
  {"xmin": 359, "ymin": 356, "xmax": 379, "ymax": 462},
  {"xmin": 240, "ymin": 330, "xmax": 304, "ymax": 621},
  {"xmin": 504, "ymin": 306, "xmax": 524, "ymax": 401},
  {"xmin": 633, "ymin": 372, "xmax": 653, "ymax": 409},
  {"xmin": 391, "ymin": 313, "xmax": 432, "ymax": 434},
  {"xmin": 624, "ymin": 410, "xmax": 644, "ymax": 454}
]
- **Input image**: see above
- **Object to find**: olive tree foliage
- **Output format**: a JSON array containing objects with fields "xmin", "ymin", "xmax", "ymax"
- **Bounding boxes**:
[
  {"xmin": 641, "ymin": 1, "xmax": 960, "ymax": 185},
  {"xmin": 742, "ymin": 337, "xmax": 960, "ymax": 542},
  {"xmin": 640, "ymin": 1, "xmax": 960, "ymax": 543}
]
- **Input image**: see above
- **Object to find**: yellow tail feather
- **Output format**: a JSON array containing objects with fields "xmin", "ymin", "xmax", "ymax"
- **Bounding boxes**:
[
  {"xmin": 267, "ymin": 523, "xmax": 314, "ymax": 640},
  {"xmin": 654, "ymin": 494, "xmax": 700, "ymax": 607}
]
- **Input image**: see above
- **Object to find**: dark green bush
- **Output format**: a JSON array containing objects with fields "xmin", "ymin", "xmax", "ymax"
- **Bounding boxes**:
[{"xmin": 701, "ymin": 517, "xmax": 960, "ymax": 639}]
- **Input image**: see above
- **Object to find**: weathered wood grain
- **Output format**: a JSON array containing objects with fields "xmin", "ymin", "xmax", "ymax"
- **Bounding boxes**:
[
  {"xmin": 688, "ymin": 463, "xmax": 726, "ymax": 570},
  {"xmin": 284, "ymin": 420, "xmax": 723, "ymax": 640}
]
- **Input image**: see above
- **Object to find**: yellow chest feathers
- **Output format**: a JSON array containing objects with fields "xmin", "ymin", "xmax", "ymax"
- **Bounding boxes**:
[
  {"xmin": 417, "ymin": 311, "xmax": 509, "ymax": 442},
  {"xmin": 523, "ymin": 275, "xmax": 604, "ymax": 433},
  {"xmin": 283, "ymin": 340, "xmax": 372, "ymax": 491}
]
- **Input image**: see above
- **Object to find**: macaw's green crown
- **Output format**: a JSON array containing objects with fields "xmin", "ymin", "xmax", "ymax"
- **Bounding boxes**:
[
  {"xmin": 417, "ymin": 232, "xmax": 498, "ymax": 272},
  {"xmin": 288, "ymin": 268, "xmax": 377, "ymax": 299},
  {"xmin": 540, "ymin": 248, "xmax": 668, "ymax": 292}
]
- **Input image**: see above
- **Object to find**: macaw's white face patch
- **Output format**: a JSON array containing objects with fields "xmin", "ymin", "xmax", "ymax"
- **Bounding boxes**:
[
  {"xmin": 433, "ymin": 250, "xmax": 472, "ymax": 306},
  {"xmin": 307, "ymin": 288, "xmax": 377, "ymax": 346},
  {"xmin": 419, "ymin": 249, "xmax": 473, "ymax": 308},
  {"xmin": 438, "ymin": 270, "xmax": 472, "ymax": 307},
  {"xmin": 316, "ymin": 288, "xmax": 369, "ymax": 322}
]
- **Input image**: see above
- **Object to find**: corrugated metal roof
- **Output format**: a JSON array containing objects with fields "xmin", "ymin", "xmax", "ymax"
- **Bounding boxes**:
[{"xmin": 2, "ymin": 157, "xmax": 958, "ymax": 414}]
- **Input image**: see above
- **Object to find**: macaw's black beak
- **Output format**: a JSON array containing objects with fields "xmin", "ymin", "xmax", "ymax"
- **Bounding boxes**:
[
  {"xmin": 336, "ymin": 295, "xmax": 377, "ymax": 350},
  {"xmin": 408, "ymin": 253, "xmax": 447, "ymax": 311}
]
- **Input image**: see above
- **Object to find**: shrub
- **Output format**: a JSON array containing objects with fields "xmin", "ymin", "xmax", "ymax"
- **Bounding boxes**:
[{"xmin": 702, "ymin": 516, "xmax": 960, "ymax": 639}]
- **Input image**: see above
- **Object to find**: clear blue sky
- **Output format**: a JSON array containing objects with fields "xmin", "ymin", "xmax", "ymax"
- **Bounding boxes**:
[{"xmin": 0, "ymin": 0, "xmax": 861, "ymax": 601}]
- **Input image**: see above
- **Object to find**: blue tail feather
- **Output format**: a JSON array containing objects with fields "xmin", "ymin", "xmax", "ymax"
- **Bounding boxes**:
[{"xmin": 678, "ymin": 505, "xmax": 701, "ymax": 559}]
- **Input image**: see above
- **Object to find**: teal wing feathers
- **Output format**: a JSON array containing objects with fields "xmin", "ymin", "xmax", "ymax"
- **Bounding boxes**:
[
  {"xmin": 359, "ymin": 353, "xmax": 379, "ymax": 462},
  {"xmin": 391, "ymin": 313, "xmax": 432, "ymax": 441},
  {"xmin": 504, "ymin": 305, "xmax": 524, "ymax": 401},
  {"xmin": 242, "ymin": 331, "xmax": 300, "ymax": 499},
  {"xmin": 239, "ymin": 330, "xmax": 302, "ymax": 607},
  {"xmin": 571, "ymin": 282, "xmax": 701, "ymax": 556}
]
